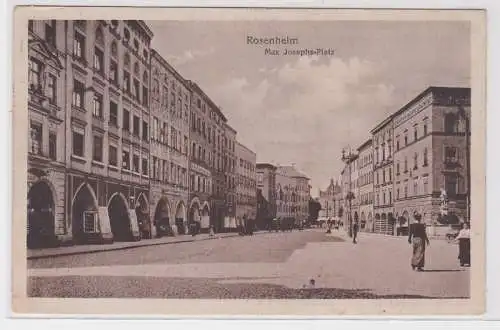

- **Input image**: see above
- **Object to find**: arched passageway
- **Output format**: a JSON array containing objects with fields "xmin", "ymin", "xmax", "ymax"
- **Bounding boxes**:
[
  {"xmin": 135, "ymin": 194, "xmax": 151, "ymax": 239},
  {"xmin": 175, "ymin": 202, "xmax": 186, "ymax": 235},
  {"xmin": 154, "ymin": 197, "xmax": 171, "ymax": 237},
  {"xmin": 108, "ymin": 194, "xmax": 132, "ymax": 242},
  {"xmin": 27, "ymin": 181, "xmax": 56, "ymax": 248},
  {"xmin": 72, "ymin": 184, "xmax": 99, "ymax": 244},
  {"xmin": 201, "ymin": 203, "xmax": 210, "ymax": 229}
]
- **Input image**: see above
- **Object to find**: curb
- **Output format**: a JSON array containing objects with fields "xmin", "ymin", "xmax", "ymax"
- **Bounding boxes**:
[{"xmin": 27, "ymin": 231, "xmax": 273, "ymax": 260}]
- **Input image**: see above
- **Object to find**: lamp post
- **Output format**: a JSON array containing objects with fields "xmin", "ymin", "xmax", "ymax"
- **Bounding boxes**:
[{"xmin": 342, "ymin": 147, "xmax": 356, "ymax": 237}]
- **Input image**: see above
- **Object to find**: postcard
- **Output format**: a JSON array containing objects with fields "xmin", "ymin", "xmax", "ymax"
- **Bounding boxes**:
[{"xmin": 11, "ymin": 7, "xmax": 486, "ymax": 316}]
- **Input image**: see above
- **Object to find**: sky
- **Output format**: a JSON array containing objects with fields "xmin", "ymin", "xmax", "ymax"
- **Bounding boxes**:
[{"xmin": 147, "ymin": 20, "xmax": 470, "ymax": 197}]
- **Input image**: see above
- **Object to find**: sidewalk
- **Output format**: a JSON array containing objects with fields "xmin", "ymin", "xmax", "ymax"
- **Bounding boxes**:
[{"xmin": 27, "ymin": 231, "xmax": 253, "ymax": 260}]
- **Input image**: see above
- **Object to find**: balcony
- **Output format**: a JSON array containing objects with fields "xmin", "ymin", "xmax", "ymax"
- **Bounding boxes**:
[{"xmin": 443, "ymin": 159, "xmax": 461, "ymax": 171}]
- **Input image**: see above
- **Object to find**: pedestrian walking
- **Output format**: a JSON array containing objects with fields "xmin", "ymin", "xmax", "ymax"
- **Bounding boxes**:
[
  {"xmin": 408, "ymin": 212, "xmax": 430, "ymax": 271},
  {"xmin": 209, "ymin": 225, "xmax": 215, "ymax": 238},
  {"xmin": 455, "ymin": 222, "xmax": 471, "ymax": 267},
  {"xmin": 352, "ymin": 220, "xmax": 359, "ymax": 243}
]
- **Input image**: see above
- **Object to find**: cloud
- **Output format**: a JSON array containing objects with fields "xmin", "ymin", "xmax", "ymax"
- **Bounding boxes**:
[
  {"xmin": 205, "ymin": 55, "xmax": 395, "ymax": 193},
  {"xmin": 168, "ymin": 47, "xmax": 216, "ymax": 65}
]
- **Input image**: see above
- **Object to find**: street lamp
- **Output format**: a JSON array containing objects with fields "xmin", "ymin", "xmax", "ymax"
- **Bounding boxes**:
[{"xmin": 342, "ymin": 147, "xmax": 356, "ymax": 237}]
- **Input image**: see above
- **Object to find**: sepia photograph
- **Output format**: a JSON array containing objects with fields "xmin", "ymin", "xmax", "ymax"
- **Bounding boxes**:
[{"xmin": 11, "ymin": 7, "xmax": 486, "ymax": 316}]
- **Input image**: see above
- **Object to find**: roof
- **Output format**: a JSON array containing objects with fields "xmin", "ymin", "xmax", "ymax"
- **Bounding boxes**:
[
  {"xmin": 356, "ymin": 138, "xmax": 373, "ymax": 152},
  {"xmin": 392, "ymin": 86, "xmax": 471, "ymax": 119},
  {"xmin": 151, "ymin": 49, "xmax": 190, "ymax": 90},
  {"xmin": 236, "ymin": 141, "xmax": 256, "ymax": 156},
  {"xmin": 370, "ymin": 86, "xmax": 470, "ymax": 134},
  {"xmin": 277, "ymin": 165, "xmax": 310, "ymax": 180},
  {"xmin": 257, "ymin": 163, "xmax": 277, "ymax": 170},
  {"xmin": 187, "ymin": 80, "xmax": 228, "ymax": 122}
]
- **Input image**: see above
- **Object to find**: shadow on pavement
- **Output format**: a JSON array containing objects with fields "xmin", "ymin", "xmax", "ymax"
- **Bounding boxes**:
[
  {"xmin": 28, "ymin": 275, "xmax": 469, "ymax": 299},
  {"xmin": 421, "ymin": 269, "xmax": 465, "ymax": 273}
]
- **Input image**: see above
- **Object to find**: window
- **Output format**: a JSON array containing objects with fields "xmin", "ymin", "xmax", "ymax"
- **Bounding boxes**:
[
  {"xmin": 414, "ymin": 127, "xmax": 418, "ymax": 141},
  {"xmin": 72, "ymin": 131, "xmax": 84, "ymax": 157},
  {"xmin": 389, "ymin": 191, "xmax": 392, "ymax": 204},
  {"xmin": 93, "ymin": 135, "xmax": 103, "ymax": 162},
  {"xmin": 396, "ymin": 139, "xmax": 400, "ymax": 151},
  {"xmin": 30, "ymin": 122, "xmax": 43, "ymax": 155},
  {"xmin": 122, "ymin": 150, "xmax": 130, "ymax": 169},
  {"xmin": 133, "ymin": 115, "xmax": 140, "ymax": 136},
  {"xmin": 124, "ymin": 28, "xmax": 130, "ymax": 43},
  {"xmin": 111, "ymin": 41, "xmax": 118, "ymax": 57},
  {"xmin": 123, "ymin": 71, "xmax": 131, "ymax": 93},
  {"xmin": 110, "ymin": 60, "xmax": 118, "ymax": 84},
  {"xmin": 94, "ymin": 47, "xmax": 104, "ymax": 75},
  {"xmin": 133, "ymin": 154, "xmax": 140, "ymax": 172},
  {"xmin": 92, "ymin": 93, "xmax": 103, "ymax": 118},
  {"xmin": 404, "ymin": 157, "xmax": 408, "ymax": 173},
  {"xmin": 109, "ymin": 145, "xmax": 118, "ymax": 166},
  {"xmin": 73, "ymin": 31, "xmax": 85, "ymax": 60},
  {"xmin": 72, "ymin": 79, "xmax": 85, "ymax": 108},
  {"xmin": 396, "ymin": 188, "xmax": 400, "ymax": 200},
  {"xmin": 413, "ymin": 179, "xmax": 418, "ymax": 195},
  {"xmin": 445, "ymin": 147, "xmax": 458, "ymax": 164},
  {"xmin": 445, "ymin": 113, "xmax": 459, "ymax": 133},
  {"xmin": 445, "ymin": 176, "xmax": 457, "ymax": 196},
  {"xmin": 45, "ymin": 20, "xmax": 56, "ymax": 47},
  {"xmin": 389, "ymin": 168, "xmax": 392, "ymax": 181},
  {"xmin": 46, "ymin": 74, "xmax": 57, "ymax": 104},
  {"xmin": 123, "ymin": 109, "xmax": 130, "ymax": 131},
  {"xmin": 404, "ymin": 134, "xmax": 408, "ymax": 146},
  {"xmin": 404, "ymin": 184, "xmax": 408, "ymax": 198},
  {"xmin": 396, "ymin": 162, "xmax": 400, "ymax": 175},
  {"xmin": 142, "ymin": 85, "xmax": 149, "ymax": 106},
  {"xmin": 142, "ymin": 158, "xmax": 148, "ymax": 176},
  {"xmin": 142, "ymin": 121, "xmax": 148, "ymax": 141},
  {"xmin": 423, "ymin": 177, "xmax": 429, "ymax": 194},
  {"xmin": 133, "ymin": 79, "xmax": 140, "ymax": 101},
  {"xmin": 109, "ymin": 101, "xmax": 118, "ymax": 127},
  {"xmin": 413, "ymin": 152, "xmax": 418, "ymax": 170},
  {"xmin": 423, "ymin": 123, "xmax": 428, "ymax": 136},
  {"xmin": 184, "ymin": 136, "xmax": 188, "ymax": 155},
  {"xmin": 49, "ymin": 132, "xmax": 57, "ymax": 160},
  {"xmin": 28, "ymin": 58, "xmax": 42, "ymax": 90},
  {"xmin": 423, "ymin": 148, "xmax": 429, "ymax": 166}
]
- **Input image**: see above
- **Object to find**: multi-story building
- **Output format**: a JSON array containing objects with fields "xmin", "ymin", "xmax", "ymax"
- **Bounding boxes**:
[
  {"xmin": 31, "ymin": 20, "xmax": 155, "ymax": 246},
  {"xmin": 150, "ymin": 49, "xmax": 190, "ymax": 237},
  {"xmin": 224, "ymin": 124, "xmax": 238, "ymax": 230},
  {"xmin": 340, "ymin": 154, "xmax": 358, "ymax": 230},
  {"xmin": 371, "ymin": 115, "xmax": 395, "ymax": 235},
  {"xmin": 356, "ymin": 139, "xmax": 374, "ymax": 232},
  {"xmin": 393, "ymin": 87, "xmax": 470, "ymax": 235},
  {"xmin": 256, "ymin": 163, "xmax": 277, "ymax": 229},
  {"xmin": 235, "ymin": 142, "xmax": 257, "ymax": 226},
  {"xmin": 27, "ymin": 20, "xmax": 68, "ymax": 248},
  {"xmin": 318, "ymin": 179, "xmax": 341, "ymax": 220},
  {"xmin": 187, "ymin": 81, "xmax": 217, "ymax": 232},
  {"xmin": 275, "ymin": 165, "xmax": 310, "ymax": 225},
  {"xmin": 187, "ymin": 81, "xmax": 228, "ymax": 232}
]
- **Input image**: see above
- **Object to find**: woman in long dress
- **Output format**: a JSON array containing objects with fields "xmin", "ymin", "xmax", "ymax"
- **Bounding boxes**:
[
  {"xmin": 455, "ymin": 222, "xmax": 471, "ymax": 266},
  {"xmin": 408, "ymin": 213, "xmax": 430, "ymax": 271}
]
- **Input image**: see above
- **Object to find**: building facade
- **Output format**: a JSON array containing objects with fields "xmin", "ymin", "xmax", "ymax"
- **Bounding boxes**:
[
  {"xmin": 235, "ymin": 142, "xmax": 257, "ymax": 226},
  {"xmin": 275, "ymin": 165, "xmax": 310, "ymax": 225},
  {"xmin": 256, "ymin": 163, "xmax": 277, "ymax": 229},
  {"xmin": 340, "ymin": 155, "xmax": 358, "ymax": 231},
  {"xmin": 27, "ymin": 20, "xmax": 68, "ymax": 248},
  {"xmin": 371, "ymin": 116, "xmax": 395, "ymax": 235},
  {"xmin": 150, "ymin": 49, "xmax": 190, "ymax": 237},
  {"xmin": 224, "ymin": 124, "xmax": 238, "ymax": 230},
  {"xmin": 318, "ymin": 179, "xmax": 341, "ymax": 220},
  {"xmin": 356, "ymin": 139, "xmax": 374, "ymax": 232},
  {"xmin": 187, "ymin": 81, "xmax": 228, "ymax": 232},
  {"xmin": 393, "ymin": 87, "xmax": 471, "ymax": 234}
]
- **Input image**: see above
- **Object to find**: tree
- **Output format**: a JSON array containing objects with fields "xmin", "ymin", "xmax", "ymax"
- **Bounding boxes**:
[{"xmin": 308, "ymin": 198, "xmax": 321, "ymax": 221}]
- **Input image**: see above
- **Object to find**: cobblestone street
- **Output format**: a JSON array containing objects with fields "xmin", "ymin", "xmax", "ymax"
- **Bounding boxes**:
[{"xmin": 28, "ymin": 229, "xmax": 469, "ymax": 299}]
